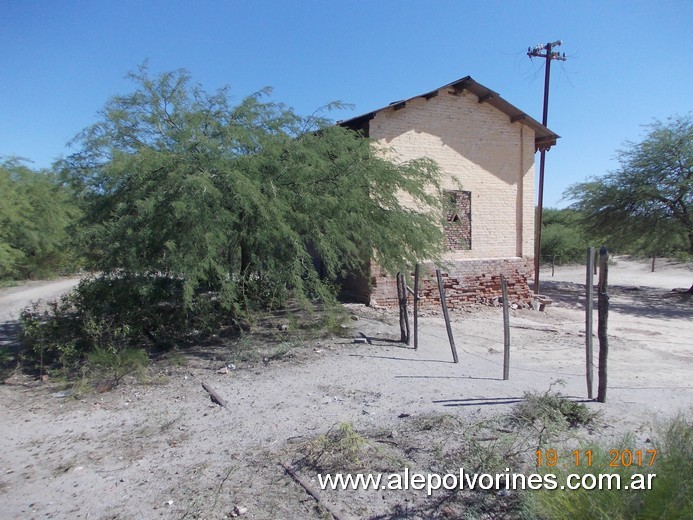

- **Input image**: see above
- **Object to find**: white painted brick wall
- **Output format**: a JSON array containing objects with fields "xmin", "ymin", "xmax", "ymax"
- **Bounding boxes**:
[{"xmin": 369, "ymin": 89, "xmax": 536, "ymax": 261}]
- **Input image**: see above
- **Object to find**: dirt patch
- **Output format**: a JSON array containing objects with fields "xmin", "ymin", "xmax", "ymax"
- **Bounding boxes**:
[{"xmin": 0, "ymin": 260, "xmax": 691, "ymax": 518}]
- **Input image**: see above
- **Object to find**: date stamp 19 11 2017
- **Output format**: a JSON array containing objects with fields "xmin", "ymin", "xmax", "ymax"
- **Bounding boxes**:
[{"xmin": 536, "ymin": 449, "xmax": 657, "ymax": 468}]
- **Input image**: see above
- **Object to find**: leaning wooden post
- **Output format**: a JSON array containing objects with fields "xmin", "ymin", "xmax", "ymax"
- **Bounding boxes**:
[
  {"xmin": 651, "ymin": 252, "xmax": 656, "ymax": 272},
  {"xmin": 436, "ymin": 269, "xmax": 459, "ymax": 363},
  {"xmin": 597, "ymin": 246, "xmax": 609, "ymax": 403},
  {"xmin": 501, "ymin": 274, "xmax": 510, "ymax": 380},
  {"xmin": 413, "ymin": 264, "xmax": 420, "ymax": 350},
  {"xmin": 396, "ymin": 273, "xmax": 410, "ymax": 345},
  {"xmin": 585, "ymin": 247, "xmax": 595, "ymax": 399}
]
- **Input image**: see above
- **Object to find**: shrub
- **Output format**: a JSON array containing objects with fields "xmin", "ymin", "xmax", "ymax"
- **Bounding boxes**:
[
  {"xmin": 20, "ymin": 273, "xmax": 236, "ymax": 378},
  {"xmin": 511, "ymin": 386, "xmax": 598, "ymax": 434},
  {"xmin": 540, "ymin": 208, "xmax": 591, "ymax": 265},
  {"xmin": 302, "ymin": 422, "xmax": 369, "ymax": 472},
  {"xmin": 87, "ymin": 346, "xmax": 148, "ymax": 388}
]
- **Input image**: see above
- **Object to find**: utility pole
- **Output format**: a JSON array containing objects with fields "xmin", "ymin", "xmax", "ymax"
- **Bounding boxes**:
[{"xmin": 528, "ymin": 40, "xmax": 566, "ymax": 295}]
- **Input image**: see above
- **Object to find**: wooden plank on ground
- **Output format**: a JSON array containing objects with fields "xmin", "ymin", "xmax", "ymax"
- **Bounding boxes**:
[
  {"xmin": 202, "ymin": 381, "xmax": 230, "ymax": 409},
  {"xmin": 279, "ymin": 462, "xmax": 353, "ymax": 520}
]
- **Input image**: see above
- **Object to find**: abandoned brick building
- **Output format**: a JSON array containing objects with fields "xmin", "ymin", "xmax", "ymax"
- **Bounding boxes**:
[{"xmin": 339, "ymin": 76, "xmax": 559, "ymax": 308}]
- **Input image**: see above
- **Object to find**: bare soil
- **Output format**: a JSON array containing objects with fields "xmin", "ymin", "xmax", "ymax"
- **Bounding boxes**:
[{"xmin": 0, "ymin": 258, "xmax": 691, "ymax": 519}]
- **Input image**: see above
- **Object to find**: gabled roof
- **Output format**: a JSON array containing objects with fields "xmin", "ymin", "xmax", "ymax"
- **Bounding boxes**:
[{"xmin": 338, "ymin": 76, "xmax": 559, "ymax": 151}]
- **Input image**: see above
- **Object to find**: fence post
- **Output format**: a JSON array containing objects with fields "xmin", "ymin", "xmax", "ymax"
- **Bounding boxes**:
[
  {"xmin": 585, "ymin": 247, "xmax": 594, "ymax": 399},
  {"xmin": 436, "ymin": 269, "xmax": 459, "ymax": 363},
  {"xmin": 501, "ymin": 274, "xmax": 510, "ymax": 380},
  {"xmin": 396, "ymin": 273, "xmax": 410, "ymax": 345},
  {"xmin": 597, "ymin": 246, "xmax": 609, "ymax": 403},
  {"xmin": 413, "ymin": 264, "xmax": 420, "ymax": 350}
]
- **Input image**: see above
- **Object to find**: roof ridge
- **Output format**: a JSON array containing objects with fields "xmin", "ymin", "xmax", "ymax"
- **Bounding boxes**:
[{"xmin": 338, "ymin": 76, "xmax": 559, "ymax": 150}]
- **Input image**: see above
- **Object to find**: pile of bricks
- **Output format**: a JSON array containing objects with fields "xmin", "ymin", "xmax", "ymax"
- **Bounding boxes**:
[{"xmin": 370, "ymin": 258, "xmax": 532, "ymax": 310}]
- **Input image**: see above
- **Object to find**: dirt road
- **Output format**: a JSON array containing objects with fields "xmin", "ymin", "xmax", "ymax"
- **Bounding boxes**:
[{"xmin": 0, "ymin": 277, "xmax": 81, "ymax": 347}]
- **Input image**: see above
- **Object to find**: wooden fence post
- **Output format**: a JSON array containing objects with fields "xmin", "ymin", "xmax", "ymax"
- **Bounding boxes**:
[
  {"xmin": 413, "ymin": 264, "xmax": 420, "ymax": 350},
  {"xmin": 585, "ymin": 247, "xmax": 594, "ymax": 399},
  {"xmin": 436, "ymin": 269, "xmax": 459, "ymax": 363},
  {"xmin": 501, "ymin": 274, "xmax": 510, "ymax": 380},
  {"xmin": 651, "ymin": 253, "xmax": 656, "ymax": 272},
  {"xmin": 402, "ymin": 273, "xmax": 410, "ymax": 344},
  {"xmin": 597, "ymin": 246, "xmax": 609, "ymax": 403},
  {"xmin": 396, "ymin": 273, "xmax": 410, "ymax": 345}
]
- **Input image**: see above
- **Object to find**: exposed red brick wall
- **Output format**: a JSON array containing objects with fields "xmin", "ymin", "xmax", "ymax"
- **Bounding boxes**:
[
  {"xmin": 444, "ymin": 190, "xmax": 472, "ymax": 251},
  {"xmin": 370, "ymin": 258, "xmax": 532, "ymax": 310}
]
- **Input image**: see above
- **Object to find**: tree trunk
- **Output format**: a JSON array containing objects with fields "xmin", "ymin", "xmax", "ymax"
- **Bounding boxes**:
[{"xmin": 240, "ymin": 241, "xmax": 251, "ymax": 275}]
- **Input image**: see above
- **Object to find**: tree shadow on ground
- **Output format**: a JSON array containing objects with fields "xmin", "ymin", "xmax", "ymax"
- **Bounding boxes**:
[
  {"xmin": 0, "ymin": 320, "xmax": 22, "ymax": 350},
  {"xmin": 542, "ymin": 281, "xmax": 692, "ymax": 320},
  {"xmin": 433, "ymin": 395, "xmax": 591, "ymax": 407},
  {"xmin": 357, "ymin": 331, "xmax": 411, "ymax": 348},
  {"xmin": 348, "ymin": 354, "xmax": 452, "ymax": 364}
]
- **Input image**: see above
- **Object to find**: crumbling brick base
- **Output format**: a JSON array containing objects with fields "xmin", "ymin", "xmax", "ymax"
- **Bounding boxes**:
[{"xmin": 370, "ymin": 258, "xmax": 532, "ymax": 310}]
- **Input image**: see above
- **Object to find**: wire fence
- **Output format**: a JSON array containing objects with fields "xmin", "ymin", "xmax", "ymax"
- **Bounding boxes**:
[{"xmin": 418, "ymin": 319, "xmax": 587, "ymax": 378}]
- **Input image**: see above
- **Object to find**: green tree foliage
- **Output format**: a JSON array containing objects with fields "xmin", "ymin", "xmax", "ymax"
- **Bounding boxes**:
[
  {"xmin": 0, "ymin": 158, "xmax": 80, "ymax": 279},
  {"xmin": 565, "ymin": 115, "xmax": 692, "ymax": 255},
  {"xmin": 540, "ymin": 208, "xmax": 590, "ymax": 264},
  {"xmin": 64, "ymin": 66, "xmax": 446, "ymax": 314}
]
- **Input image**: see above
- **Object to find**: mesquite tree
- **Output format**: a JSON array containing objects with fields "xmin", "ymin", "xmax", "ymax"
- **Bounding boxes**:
[
  {"xmin": 64, "ymin": 66, "xmax": 446, "ymax": 314},
  {"xmin": 565, "ymin": 115, "xmax": 692, "ymax": 255},
  {"xmin": 0, "ymin": 158, "xmax": 79, "ymax": 279}
]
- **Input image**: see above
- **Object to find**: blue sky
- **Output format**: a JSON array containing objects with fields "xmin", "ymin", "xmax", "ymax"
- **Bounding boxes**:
[{"xmin": 1, "ymin": 0, "xmax": 691, "ymax": 207}]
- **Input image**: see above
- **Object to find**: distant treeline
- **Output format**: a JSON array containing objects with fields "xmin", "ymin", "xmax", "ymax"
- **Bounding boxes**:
[
  {"xmin": 3, "ymin": 168, "xmax": 690, "ymax": 279},
  {"xmin": 0, "ymin": 158, "xmax": 80, "ymax": 280},
  {"xmin": 3, "ymin": 97, "xmax": 690, "ymax": 281},
  {"xmin": 540, "ymin": 206, "xmax": 691, "ymax": 265}
]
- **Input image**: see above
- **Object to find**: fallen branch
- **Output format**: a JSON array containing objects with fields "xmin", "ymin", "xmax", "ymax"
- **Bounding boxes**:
[
  {"xmin": 510, "ymin": 324, "xmax": 559, "ymax": 333},
  {"xmin": 373, "ymin": 438, "xmax": 399, "ymax": 447},
  {"xmin": 212, "ymin": 465, "xmax": 237, "ymax": 513},
  {"xmin": 279, "ymin": 462, "xmax": 353, "ymax": 520},
  {"xmin": 201, "ymin": 381, "xmax": 230, "ymax": 409}
]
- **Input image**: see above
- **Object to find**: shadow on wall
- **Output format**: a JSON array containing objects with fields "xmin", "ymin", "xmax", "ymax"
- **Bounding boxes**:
[{"xmin": 375, "ymin": 92, "xmax": 533, "ymax": 188}]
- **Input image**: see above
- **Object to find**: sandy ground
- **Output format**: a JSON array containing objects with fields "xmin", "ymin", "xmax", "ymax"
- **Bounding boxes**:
[{"xmin": 0, "ymin": 258, "xmax": 691, "ymax": 519}]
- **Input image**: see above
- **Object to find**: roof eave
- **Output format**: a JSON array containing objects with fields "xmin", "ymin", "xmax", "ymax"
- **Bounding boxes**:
[{"xmin": 338, "ymin": 76, "xmax": 560, "ymax": 150}]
